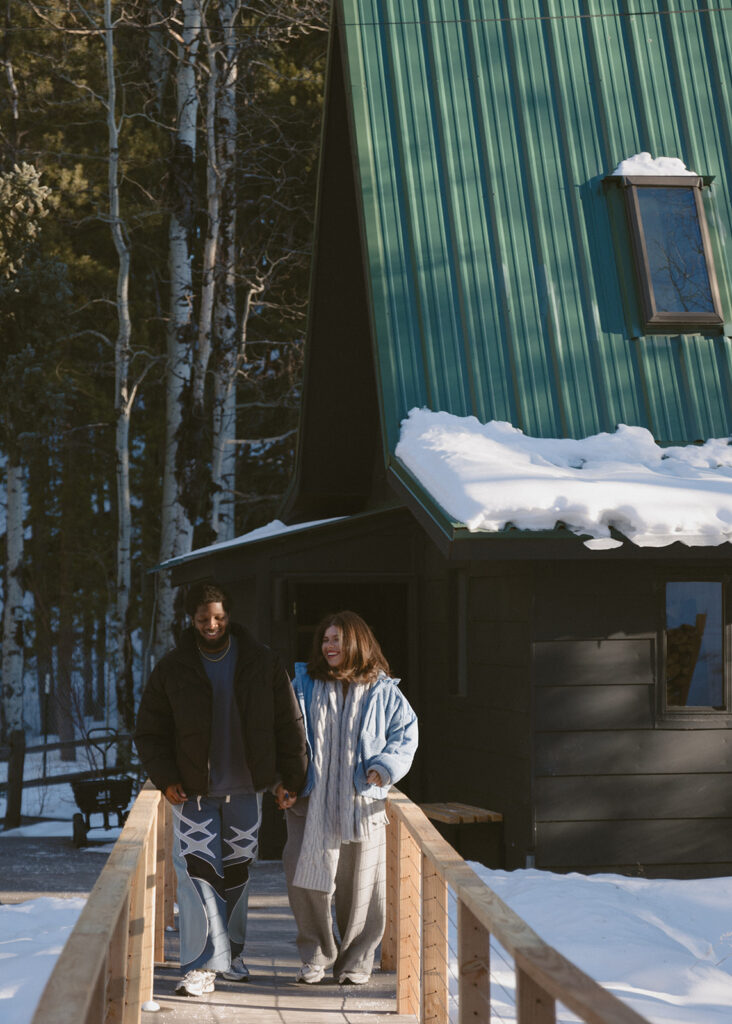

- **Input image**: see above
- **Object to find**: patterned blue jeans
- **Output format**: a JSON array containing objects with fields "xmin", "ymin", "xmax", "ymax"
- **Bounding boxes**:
[{"xmin": 172, "ymin": 792, "xmax": 262, "ymax": 971}]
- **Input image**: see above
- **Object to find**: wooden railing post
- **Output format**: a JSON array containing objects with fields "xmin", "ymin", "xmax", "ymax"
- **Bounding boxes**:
[
  {"xmin": 381, "ymin": 811, "xmax": 398, "ymax": 970},
  {"xmin": 140, "ymin": 816, "xmax": 158, "ymax": 1005},
  {"xmin": 517, "ymin": 966, "xmax": 556, "ymax": 1023},
  {"xmin": 106, "ymin": 895, "xmax": 131, "ymax": 1024},
  {"xmin": 421, "ymin": 854, "xmax": 449, "ymax": 1024},
  {"xmin": 458, "ymin": 899, "xmax": 491, "ymax": 1024},
  {"xmin": 124, "ymin": 808, "xmax": 157, "ymax": 1024},
  {"xmin": 396, "ymin": 816, "xmax": 421, "ymax": 1019},
  {"xmin": 154, "ymin": 797, "xmax": 171, "ymax": 962},
  {"xmin": 124, "ymin": 844, "xmax": 146, "ymax": 1024}
]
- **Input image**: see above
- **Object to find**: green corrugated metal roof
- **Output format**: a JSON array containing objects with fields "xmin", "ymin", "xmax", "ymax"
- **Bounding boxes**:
[{"xmin": 337, "ymin": 0, "xmax": 732, "ymax": 449}]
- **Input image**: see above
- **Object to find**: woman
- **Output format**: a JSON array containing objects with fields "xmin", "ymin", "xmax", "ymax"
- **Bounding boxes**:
[{"xmin": 283, "ymin": 610, "xmax": 418, "ymax": 986}]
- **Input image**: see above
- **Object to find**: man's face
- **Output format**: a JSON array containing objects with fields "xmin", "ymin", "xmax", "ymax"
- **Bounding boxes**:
[{"xmin": 192, "ymin": 601, "xmax": 230, "ymax": 649}]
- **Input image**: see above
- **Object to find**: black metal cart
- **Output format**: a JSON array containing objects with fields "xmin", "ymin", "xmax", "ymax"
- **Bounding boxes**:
[{"xmin": 71, "ymin": 728, "xmax": 135, "ymax": 847}]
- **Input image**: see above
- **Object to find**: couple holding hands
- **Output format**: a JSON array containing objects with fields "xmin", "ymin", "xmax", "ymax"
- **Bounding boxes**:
[{"xmin": 134, "ymin": 581, "xmax": 418, "ymax": 997}]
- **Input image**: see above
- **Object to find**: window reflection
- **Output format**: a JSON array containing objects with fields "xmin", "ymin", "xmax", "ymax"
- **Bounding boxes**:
[
  {"xmin": 665, "ymin": 581, "xmax": 724, "ymax": 709},
  {"xmin": 637, "ymin": 187, "xmax": 715, "ymax": 314}
]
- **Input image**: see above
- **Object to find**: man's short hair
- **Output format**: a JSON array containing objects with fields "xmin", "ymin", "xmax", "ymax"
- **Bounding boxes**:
[{"xmin": 184, "ymin": 581, "xmax": 232, "ymax": 617}]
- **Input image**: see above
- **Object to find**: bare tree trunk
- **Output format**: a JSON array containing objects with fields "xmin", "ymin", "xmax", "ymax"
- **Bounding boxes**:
[
  {"xmin": 104, "ymin": 0, "xmax": 135, "ymax": 733},
  {"xmin": 56, "ymin": 444, "xmax": 76, "ymax": 760},
  {"xmin": 193, "ymin": 18, "xmax": 219, "ymax": 414},
  {"xmin": 1, "ymin": 9, "xmax": 23, "ymax": 742},
  {"xmin": 82, "ymin": 606, "xmax": 95, "ymax": 718},
  {"xmin": 95, "ymin": 615, "xmax": 107, "ymax": 721},
  {"xmin": 147, "ymin": 0, "xmax": 171, "ymax": 118},
  {"xmin": 211, "ymin": 0, "xmax": 238, "ymax": 541},
  {"xmin": 152, "ymin": 0, "xmax": 201, "ymax": 661},
  {"xmin": 1, "ymin": 460, "xmax": 25, "ymax": 739}
]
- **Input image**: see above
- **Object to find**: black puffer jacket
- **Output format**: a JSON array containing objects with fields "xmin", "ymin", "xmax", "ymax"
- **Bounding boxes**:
[{"xmin": 134, "ymin": 622, "xmax": 307, "ymax": 796}]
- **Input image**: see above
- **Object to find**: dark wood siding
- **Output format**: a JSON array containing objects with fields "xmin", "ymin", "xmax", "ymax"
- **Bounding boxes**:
[{"xmin": 532, "ymin": 564, "xmax": 732, "ymax": 878}]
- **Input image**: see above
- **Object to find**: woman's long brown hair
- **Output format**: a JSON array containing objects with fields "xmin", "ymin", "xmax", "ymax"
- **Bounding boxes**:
[{"xmin": 307, "ymin": 610, "xmax": 390, "ymax": 683}]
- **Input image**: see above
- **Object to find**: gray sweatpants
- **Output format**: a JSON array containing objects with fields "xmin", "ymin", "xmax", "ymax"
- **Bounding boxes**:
[{"xmin": 283, "ymin": 797, "xmax": 386, "ymax": 977}]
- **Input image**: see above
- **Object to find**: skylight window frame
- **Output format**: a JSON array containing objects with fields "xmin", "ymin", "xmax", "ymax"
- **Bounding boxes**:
[{"xmin": 616, "ymin": 174, "xmax": 724, "ymax": 334}]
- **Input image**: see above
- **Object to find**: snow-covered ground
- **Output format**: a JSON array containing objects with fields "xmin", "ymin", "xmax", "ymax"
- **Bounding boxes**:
[
  {"xmin": 0, "ymin": 896, "xmax": 86, "ymax": 1024},
  {"xmin": 450, "ymin": 867, "xmax": 732, "ymax": 1024},
  {"xmin": 0, "ymin": 738, "xmax": 125, "ymax": 1024}
]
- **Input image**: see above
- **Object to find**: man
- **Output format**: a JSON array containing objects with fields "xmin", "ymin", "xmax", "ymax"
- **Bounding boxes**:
[{"xmin": 134, "ymin": 581, "xmax": 306, "ymax": 997}]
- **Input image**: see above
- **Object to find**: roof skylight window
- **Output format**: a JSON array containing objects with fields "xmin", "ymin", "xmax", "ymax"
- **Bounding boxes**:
[{"xmin": 607, "ymin": 154, "xmax": 724, "ymax": 334}]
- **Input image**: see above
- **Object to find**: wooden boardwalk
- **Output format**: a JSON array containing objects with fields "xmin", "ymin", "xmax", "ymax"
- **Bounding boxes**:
[{"xmin": 149, "ymin": 860, "xmax": 418, "ymax": 1024}]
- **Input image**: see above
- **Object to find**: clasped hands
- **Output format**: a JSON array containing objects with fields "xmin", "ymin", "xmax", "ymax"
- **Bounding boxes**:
[
  {"xmin": 165, "ymin": 769, "xmax": 383, "ymax": 810},
  {"xmin": 276, "ymin": 770, "xmax": 382, "ymax": 809},
  {"xmin": 274, "ymin": 783, "xmax": 297, "ymax": 809}
]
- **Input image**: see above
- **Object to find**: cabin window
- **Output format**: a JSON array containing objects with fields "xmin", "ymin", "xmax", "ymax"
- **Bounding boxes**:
[
  {"xmin": 664, "ymin": 581, "xmax": 726, "ymax": 712},
  {"xmin": 614, "ymin": 176, "xmax": 723, "ymax": 333}
]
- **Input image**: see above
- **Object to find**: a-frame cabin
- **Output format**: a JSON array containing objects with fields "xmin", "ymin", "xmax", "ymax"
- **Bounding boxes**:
[{"xmin": 166, "ymin": 0, "xmax": 732, "ymax": 876}]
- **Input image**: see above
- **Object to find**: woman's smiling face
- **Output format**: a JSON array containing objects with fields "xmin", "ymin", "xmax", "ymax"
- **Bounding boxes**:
[{"xmin": 322, "ymin": 624, "xmax": 344, "ymax": 669}]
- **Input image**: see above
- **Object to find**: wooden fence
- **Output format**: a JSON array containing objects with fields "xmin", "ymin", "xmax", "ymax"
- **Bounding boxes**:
[
  {"xmin": 383, "ymin": 789, "xmax": 651, "ymax": 1024},
  {"xmin": 28, "ymin": 783, "xmax": 652, "ymax": 1024},
  {"xmin": 30, "ymin": 782, "xmax": 174, "ymax": 1024},
  {"xmin": 1, "ymin": 730, "xmax": 134, "ymax": 830}
]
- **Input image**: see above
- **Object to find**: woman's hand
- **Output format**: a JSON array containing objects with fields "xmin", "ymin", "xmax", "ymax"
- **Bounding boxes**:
[
  {"xmin": 275, "ymin": 783, "xmax": 297, "ymax": 809},
  {"xmin": 366, "ymin": 769, "xmax": 383, "ymax": 786}
]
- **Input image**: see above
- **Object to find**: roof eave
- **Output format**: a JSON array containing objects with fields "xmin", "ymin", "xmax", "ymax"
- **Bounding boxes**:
[{"xmin": 388, "ymin": 455, "xmax": 732, "ymax": 562}]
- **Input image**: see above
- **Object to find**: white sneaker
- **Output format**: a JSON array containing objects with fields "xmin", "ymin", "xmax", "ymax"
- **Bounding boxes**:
[
  {"xmin": 297, "ymin": 962, "xmax": 326, "ymax": 984},
  {"xmin": 338, "ymin": 970, "xmax": 370, "ymax": 985},
  {"xmin": 175, "ymin": 968, "xmax": 216, "ymax": 996},
  {"xmin": 222, "ymin": 954, "xmax": 250, "ymax": 981}
]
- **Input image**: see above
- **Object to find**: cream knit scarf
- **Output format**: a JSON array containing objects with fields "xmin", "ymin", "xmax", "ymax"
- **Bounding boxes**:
[{"xmin": 293, "ymin": 679, "xmax": 373, "ymax": 893}]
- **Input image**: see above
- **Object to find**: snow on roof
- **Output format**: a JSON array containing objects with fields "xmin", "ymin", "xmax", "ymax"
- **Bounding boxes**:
[
  {"xmin": 168, "ymin": 516, "xmax": 344, "ymax": 564},
  {"xmin": 611, "ymin": 151, "xmax": 697, "ymax": 176},
  {"xmin": 394, "ymin": 408, "xmax": 732, "ymax": 549}
]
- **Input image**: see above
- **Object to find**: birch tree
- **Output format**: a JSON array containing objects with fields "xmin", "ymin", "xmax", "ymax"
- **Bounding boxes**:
[
  {"xmin": 0, "ymin": 164, "xmax": 52, "ymax": 740},
  {"xmin": 152, "ymin": 0, "xmax": 201, "ymax": 662},
  {"xmin": 210, "ymin": 0, "xmax": 238, "ymax": 541},
  {"xmin": 104, "ymin": 0, "xmax": 135, "ymax": 732}
]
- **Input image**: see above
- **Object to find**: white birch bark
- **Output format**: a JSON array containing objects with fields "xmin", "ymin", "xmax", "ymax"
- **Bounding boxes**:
[
  {"xmin": 152, "ymin": 0, "xmax": 201, "ymax": 663},
  {"xmin": 211, "ymin": 0, "xmax": 238, "ymax": 541},
  {"xmin": 2, "ymin": 461, "xmax": 25, "ymax": 734},
  {"xmin": 105, "ymin": 0, "xmax": 134, "ymax": 732},
  {"xmin": 193, "ymin": 16, "xmax": 220, "ymax": 414}
]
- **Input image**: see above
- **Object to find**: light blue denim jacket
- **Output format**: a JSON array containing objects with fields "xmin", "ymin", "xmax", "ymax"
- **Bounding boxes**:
[{"xmin": 291, "ymin": 662, "xmax": 418, "ymax": 799}]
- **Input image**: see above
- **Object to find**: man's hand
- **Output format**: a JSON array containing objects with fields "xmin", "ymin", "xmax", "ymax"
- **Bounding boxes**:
[
  {"xmin": 275, "ymin": 783, "xmax": 297, "ymax": 810},
  {"xmin": 366, "ymin": 769, "xmax": 383, "ymax": 786},
  {"xmin": 164, "ymin": 782, "xmax": 188, "ymax": 805}
]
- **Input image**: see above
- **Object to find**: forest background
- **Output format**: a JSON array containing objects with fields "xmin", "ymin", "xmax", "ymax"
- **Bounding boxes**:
[{"xmin": 0, "ymin": 0, "xmax": 330, "ymax": 758}]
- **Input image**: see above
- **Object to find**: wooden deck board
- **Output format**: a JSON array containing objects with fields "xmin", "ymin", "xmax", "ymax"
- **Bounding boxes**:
[{"xmin": 147, "ymin": 860, "xmax": 418, "ymax": 1023}]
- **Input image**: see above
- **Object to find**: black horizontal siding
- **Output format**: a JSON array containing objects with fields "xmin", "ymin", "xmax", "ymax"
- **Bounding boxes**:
[
  {"xmin": 532, "ymin": 566, "xmax": 732, "ymax": 876},
  {"xmin": 535, "ymin": 684, "xmax": 653, "ymax": 730},
  {"xmin": 535, "ymin": 774, "xmax": 732, "ymax": 821},
  {"xmin": 539, "ymin": 819, "xmax": 732, "ymax": 868},
  {"xmin": 536, "ymin": 728, "xmax": 732, "ymax": 776}
]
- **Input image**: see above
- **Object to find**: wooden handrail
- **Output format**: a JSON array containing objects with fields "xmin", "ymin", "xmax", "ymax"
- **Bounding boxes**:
[
  {"xmin": 383, "ymin": 789, "xmax": 651, "ymax": 1024},
  {"xmin": 30, "ymin": 781, "xmax": 174, "ymax": 1024},
  {"xmin": 29, "ymin": 783, "xmax": 651, "ymax": 1024}
]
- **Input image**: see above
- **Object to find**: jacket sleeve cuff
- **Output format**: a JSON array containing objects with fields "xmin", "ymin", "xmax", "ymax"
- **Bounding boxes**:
[{"xmin": 371, "ymin": 764, "xmax": 391, "ymax": 787}]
